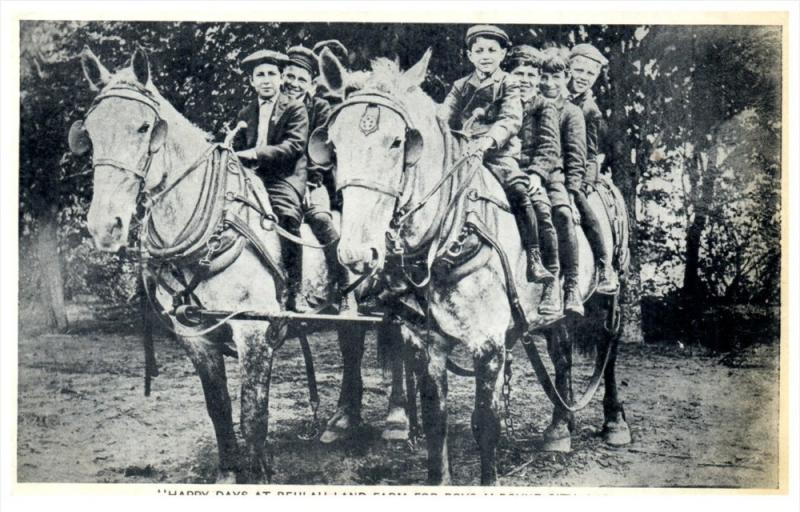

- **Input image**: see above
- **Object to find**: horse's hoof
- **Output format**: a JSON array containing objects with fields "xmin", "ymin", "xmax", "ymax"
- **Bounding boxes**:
[
  {"xmin": 381, "ymin": 407, "xmax": 410, "ymax": 441},
  {"xmin": 215, "ymin": 470, "xmax": 238, "ymax": 484},
  {"xmin": 602, "ymin": 420, "xmax": 632, "ymax": 446},
  {"xmin": 320, "ymin": 410, "xmax": 359, "ymax": 444},
  {"xmin": 542, "ymin": 422, "xmax": 572, "ymax": 452}
]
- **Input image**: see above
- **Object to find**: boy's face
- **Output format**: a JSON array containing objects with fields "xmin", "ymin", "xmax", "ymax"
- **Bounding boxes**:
[
  {"xmin": 250, "ymin": 62, "xmax": 282, "ymax": 101},
  {"xmin": 539, "ymin": 69, "xmax": 567, "ymax": 99},
  {"xmin": 511, "ymin": 64, "xmax": 540, "ymax": 100},
  {"xmin": 569, "ymin": 55, "xmax": 602, "ymax": 94},
  {"xmin": 282, "ymin": 64, "xmax": 313, "ymax": 100},
  {"xmin": 467, "ymin": 36, "xmax": 507, "ymax": 76}
]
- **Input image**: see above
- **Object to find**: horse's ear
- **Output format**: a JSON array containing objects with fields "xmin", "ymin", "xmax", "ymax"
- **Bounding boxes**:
[
  {"xmin": 319, "ymin": 47, "xmax": 346, "ymax": 95},
  {"xmin": 402, "ymin": 48, "xmax": 432, "ymax": 91},
  {"xmin": 80, "ymin": 46, "xmax": 111, "ymax": 91},
  {"xmin": 149, "ymin": 119, "xmax": 168, "ymax": 153},
  {"xmin": 308, "ymin": 127, "xmax": 332, "ymax": 165},
  {"xmin": 131, "ymin": 45, "xmax": 151, "ymax": 86},
  {"xmin": 405, "ymin": 129, "xmax": 423, "ymax": 167},
  {"xmin": 68, "ymin": 120, "xmax": 91, "ymax": 155}
]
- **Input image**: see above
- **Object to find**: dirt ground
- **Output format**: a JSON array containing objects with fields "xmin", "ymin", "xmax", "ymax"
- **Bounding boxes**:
[{"xmin": 16, "ymin": 320, "xmax": 780, "ymax": 488}]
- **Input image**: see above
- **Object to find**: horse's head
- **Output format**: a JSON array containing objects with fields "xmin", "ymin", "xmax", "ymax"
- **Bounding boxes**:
[
  {"xmin": 311, "ymin": 49, "xmax": 431, "ymax": 274},
  {"xmin": 69, "ymin": 46, "xmax": 168, "ymax": 252}
]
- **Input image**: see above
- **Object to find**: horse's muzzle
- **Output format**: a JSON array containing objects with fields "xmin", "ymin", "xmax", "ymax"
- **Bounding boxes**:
[
  {"xmin": 338, "ymin": 244, "xmax": 383, "ymax": 275},
  {"xmin": 88, "ymin": 216, "xmax": 126, "ymax": 252}
]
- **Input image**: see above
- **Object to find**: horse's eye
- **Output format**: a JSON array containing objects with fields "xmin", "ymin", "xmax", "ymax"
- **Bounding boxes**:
[
  {"xmin": 390, "ymin": 138, "xmax": 402, "ymax": 149},
  {"xmin": 138, "ymin": 123, "xmax": 150, "ymax": 134}
]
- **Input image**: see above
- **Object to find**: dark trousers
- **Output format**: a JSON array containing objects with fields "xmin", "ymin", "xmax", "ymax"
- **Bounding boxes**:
[
  {"xmin": 267, "ymin": 181, "xmax": 304, "ymax": 293},
  {"xmin": 552, "ymin": 205, "xmax": 579, "ymax": 282},
  {"xmin": 532, "ymin": 201, "xmax": 560, "ymax": 275},
  {"xmin": 572, "ymin": 190, "xmax": 610, "ymax": 266}
]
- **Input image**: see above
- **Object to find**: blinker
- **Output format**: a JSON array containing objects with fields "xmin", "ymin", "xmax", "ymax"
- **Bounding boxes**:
[{"xmin": 68, "ymin": 120, "xmax": 91, "ymax": 155}]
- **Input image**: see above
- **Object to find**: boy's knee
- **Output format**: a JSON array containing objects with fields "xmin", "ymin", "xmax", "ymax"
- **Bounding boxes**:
[
  {"xmin": 533, "ymin": 201, "xmax": 553, "ymax": 223},
  {"xmin": 552, "ymin": 206, "xmax": 572, "ymax": 228}
]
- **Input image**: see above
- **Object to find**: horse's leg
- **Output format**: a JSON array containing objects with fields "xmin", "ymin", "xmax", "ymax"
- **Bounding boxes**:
[
  {"xmin": 602, "ymin": 297, "xmax": 631, "ymax": 446},
  {"xmin": 382, "ymin": 318, "xmax": 411, "ymax": 441},
  {"xmin": 321, "ymin": 323, "xmax": 367, "ymax": 443},
  {"xmin": 412, "ymin": 329, "xmax": 451, "ymax": 484},
  {"xmin": 472, "ymin": 342, "xmax": 505, "ymax": 485},
  {"xmin": 179, "ymin": 334, "xmax": 240, "ymax": 483},
  {"xmin": 231, "ymin": 322, "xmax": 275, "ymax": 483},
  {"xmin": 542, "ymin": 325, "xmax": 574, "ymax": 452}
]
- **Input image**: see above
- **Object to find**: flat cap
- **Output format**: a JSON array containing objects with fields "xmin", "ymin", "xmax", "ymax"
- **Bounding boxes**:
[
  {"xmin": 312, "ymin": 39, "xmax": 350, "ymax": 62},
  {"xmin": 241, "ymin": 49, "xmax": 290, "ymax": 72},
  {"xmin": 506, "ymin": 44, "xmax": 544, "ymax": 68},
  {"xmin": 287, "ymin": 45, "xmax": 319, "ymax": 76},
  {"xmin": 569, "ymin": 43, "xmax": 608, "ymax": 66},
  {"xmin": 465, "ymin": 25, "xmax": 511, "ymax": 48}
]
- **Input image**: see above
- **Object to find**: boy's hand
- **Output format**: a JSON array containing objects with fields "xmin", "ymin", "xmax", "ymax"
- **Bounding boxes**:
[
  {"xmin": 236, "ymin": 149, "xmax": 257, "ymax": 161},
  {"xmin": 466, "ymin": 136, "xmax": 494, "ymax": 157}
]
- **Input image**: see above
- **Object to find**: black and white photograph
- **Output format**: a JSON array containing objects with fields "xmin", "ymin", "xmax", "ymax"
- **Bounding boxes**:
[{"xmin": 2, "ymin": 1, "xmax": 796, "ymax": 498}]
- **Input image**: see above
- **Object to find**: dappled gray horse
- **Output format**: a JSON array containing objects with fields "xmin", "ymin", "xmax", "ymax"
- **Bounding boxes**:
[
  {"xmin": 311, "ymin": 48, "xmax": 632, "ymax": 484},
  {"xmin": 69, "ymin": 45, "xmax": 379, "ymax": 483}
]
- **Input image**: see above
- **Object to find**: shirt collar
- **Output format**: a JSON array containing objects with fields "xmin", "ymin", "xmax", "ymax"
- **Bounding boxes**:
[
  {"xmin": 258, "ymin": 96, "xmax": 276, "ymax": 107},
  {"xmin": 467, "ymin": 68, "xmax": 503, "ymax": 87}
]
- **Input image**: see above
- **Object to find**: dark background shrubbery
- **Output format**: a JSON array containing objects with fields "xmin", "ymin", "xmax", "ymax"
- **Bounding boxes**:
[{"xmin": 18, "ymin": 21, "xmax": 782, "ymax": 349}]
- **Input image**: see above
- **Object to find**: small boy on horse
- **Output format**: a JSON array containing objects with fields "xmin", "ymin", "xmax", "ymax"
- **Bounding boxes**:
[
  {"xmin": 281, "ymin": 45, "xmax": 356, "ymax": 312},
  {"xmin": 506, "ymin": 44, "xmax": 564, "ymax": 315},
  {"xmin": 233, "ymin": 49, "xmax": 309, "ymax": 311},
  {"xmin": 439, "ymin": 25, "xmax": 553, "ymax": 284},
  {"xmin": 537, "ymin": 48, "xmax": 589, "ymax": 315},
  {"xmin": 568, "ymin": 43, "xmax": 619, "ymax": 294}
]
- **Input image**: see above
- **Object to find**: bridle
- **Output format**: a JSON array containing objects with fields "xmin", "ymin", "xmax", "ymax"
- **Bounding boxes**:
[
  {"xmin": 82, "ymin": 82, "xmax": 214, "ymax": 210},
  {"xmin": 84, "ymin": 82, "xmax": 164, "ymax": 181},
  {"xmin": 325, "ymin": 90, "xmax": 420, "ymax": 205}
]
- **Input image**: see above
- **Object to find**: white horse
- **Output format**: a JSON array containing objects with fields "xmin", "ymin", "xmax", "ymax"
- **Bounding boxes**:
[
  {"xmin": 69, "ymin": 45, "xmax": 350, "ymax": 483},
  {"xmin": 311, "ymin": 48, "xmax": 632, "ymax": 485}
]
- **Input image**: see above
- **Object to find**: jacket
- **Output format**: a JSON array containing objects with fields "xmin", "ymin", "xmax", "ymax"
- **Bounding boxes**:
[
  {"xmin": 439, "ymin": 69, "xmax": 522, "ymax": 158},
  {"xmin": 233, "ymin": 94, "xmax": 309, "ymax": 194},
  {"xmin": 552, "ymin": 95, "xmax": 587, "ymax": 192},
  {"xmin": 570, "ymin": 89, "xmax": 605, "ymax": 164},
  {"xmin": 519, "ymin": 95, "xmax": 562, "ymax": 181}
]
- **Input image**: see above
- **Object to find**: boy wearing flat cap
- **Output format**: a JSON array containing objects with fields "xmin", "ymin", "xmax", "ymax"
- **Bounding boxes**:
[
  {"xmin": 538, "ymin": 48, "xmax": 588, "ymax": 315},
  {"xmin": 568, "ymin": 43, "xmax": 619, "ymax": 294},
  {"xmin": 506, "ymin": 45, "xmax": 563, "ymax": 315},
  {"xmin": 234, "ymin": 49, "xmax": 310, "ymax": 311},
  {"xmin": 282, "ymin": 45, "xmax": 355, "ymax": 312},
  {"xmin": 440, "ymin": 25, "xmax": 553, "ymax": 284}
]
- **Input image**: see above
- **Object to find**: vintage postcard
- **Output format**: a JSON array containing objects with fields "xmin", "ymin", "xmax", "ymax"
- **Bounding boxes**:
[{"xmin": 1, "ymin": 0, "xmax": 797, "ymax": 507}]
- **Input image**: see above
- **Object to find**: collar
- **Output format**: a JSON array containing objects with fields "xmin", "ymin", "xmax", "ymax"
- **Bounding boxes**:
[
  {"xmin": 466, "ymin": 68, "xmax": 504, "ymax": 88},
  {"xmin": 258, "ymin": 96, "xmax": 276, "ymax": 107},
  {"xmin": 569, "ymin": 88, "xmax": 593, "ymax": 104}
]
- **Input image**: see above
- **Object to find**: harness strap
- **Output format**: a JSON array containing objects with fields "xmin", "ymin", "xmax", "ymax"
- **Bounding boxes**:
[
  {"xmin": 465, "ymin": 215, "xmax": 528, "ymax": 326},
  {"xmin": 338, "ymin": 178, "xmax": 403, "ymax": 199},
  {"xmin": 225, "ymin": 214, "xmax": 287, "ymax": 288},
  {"xmin": 393, "ymin": 153, "xmax": 479, "ymax": 228}
]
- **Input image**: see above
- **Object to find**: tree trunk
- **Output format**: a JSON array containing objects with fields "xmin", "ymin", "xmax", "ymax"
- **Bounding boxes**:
[
  {"xmin": 682, "ymin": 153, "xmax": 717, "ymax": 304},
  {"xmin": 36, "ymin": 205, "xmax": 68, "ymax": 332},
  {"xmin": 612, "ymin": 144, "xmax": 644, "ymax": 344}
]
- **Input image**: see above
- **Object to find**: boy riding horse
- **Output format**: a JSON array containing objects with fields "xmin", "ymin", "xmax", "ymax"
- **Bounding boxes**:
[
  {"xmin": 567, "ymin": 43, "xmax": 619, "ymax": 294},
  {"xmin": 439, "ymin": 25, "xmax": 553, "ymax": 284},
  {"xmin": 281, "ymin": 45, "xmax": 356, "ymax": 313},
  {"xmin": 233, "ymin": 50, "xmax": 309, "ymax": 311},
  {"xmin": 506, "ymin": 44, "xmax": 564, "ymax": 315}
]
